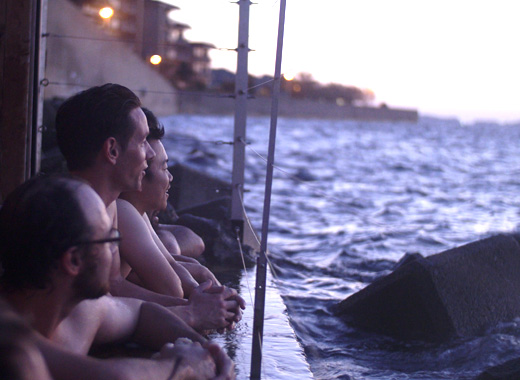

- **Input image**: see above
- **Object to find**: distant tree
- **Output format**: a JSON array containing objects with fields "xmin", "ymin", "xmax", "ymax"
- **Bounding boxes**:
[{"xmin": 210, "ymin": 70, "xmax": 376, "ymax": 105}]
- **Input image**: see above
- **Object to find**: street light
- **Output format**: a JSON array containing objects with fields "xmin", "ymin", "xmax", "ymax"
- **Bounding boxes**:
[
  {"xmin": 150, "ymin": 55, "xmax": 162, "ymax": 65},
  {"xmin": 99, "ymin": 7, "xmax": 114, "ymax": 19}
]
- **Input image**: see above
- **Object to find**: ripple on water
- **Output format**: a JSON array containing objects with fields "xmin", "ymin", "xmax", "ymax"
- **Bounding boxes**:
[{"xmin": 163, "ymin": 116, "xmax": 520, "ymax": 380}]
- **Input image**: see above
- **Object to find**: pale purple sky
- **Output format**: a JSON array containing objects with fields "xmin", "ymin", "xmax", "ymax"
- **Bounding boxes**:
[{"xmin": 164, "ymin": 0, "xmax": 520, "ymax": 123}]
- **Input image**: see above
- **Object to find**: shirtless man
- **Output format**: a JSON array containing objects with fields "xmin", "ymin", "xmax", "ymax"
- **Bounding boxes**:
[
  {"xmin": 136, "ymin": 109, "xmax": 205, "ymax": 259},
  {"xmin": 55, "ymin": 83, "xmax": 243, "ymax": 331},
  {"xmin": 118, "ymin": 108, "xmax": 226, "ymax": 303},
  {"xmin": 0, "ymin": 175, "xmax": 234, "ymax": 380},
  {"xmin": 0, "ymin": 299, "xmax": 53, "ymax": 380},
  {"xmin": 120, "ymin": 108, "xmax": 205, "ymax": 264},
  {"xmin": 142, "ymin": 108, "xmax": 204, "ymax": 259}
]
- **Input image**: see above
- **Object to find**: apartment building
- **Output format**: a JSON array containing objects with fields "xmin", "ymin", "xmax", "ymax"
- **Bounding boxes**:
[{"xmin": 73, "ymin": 0, "xmax": 214, "ymax": 89}]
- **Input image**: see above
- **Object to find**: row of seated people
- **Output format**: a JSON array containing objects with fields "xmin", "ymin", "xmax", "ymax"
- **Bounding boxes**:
[{"xmin": 0, "ymin": 83, "xmax": 244, "ymax": 379}]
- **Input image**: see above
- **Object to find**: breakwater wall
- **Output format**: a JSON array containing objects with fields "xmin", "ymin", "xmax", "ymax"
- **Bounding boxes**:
[{"xmin": 177, "ymin": 92, "xmax": 418, "ymax": 122}]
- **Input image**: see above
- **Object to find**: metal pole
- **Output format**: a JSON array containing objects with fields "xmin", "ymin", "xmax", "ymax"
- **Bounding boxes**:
[
  {"xmin": 231, "ymin": 0, "xmax": 251, "ymax": 240},
  {"xmin": 31, "ymin": 0, "xmax": 47, "ymax": 176},
  {"xmin": 250, "ymin": 0, "xmax": 287, "ymax": 378}
]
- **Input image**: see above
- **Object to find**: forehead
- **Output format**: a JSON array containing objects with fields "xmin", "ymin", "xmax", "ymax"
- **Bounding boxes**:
[
  {"xmin": 149, "ymin": 139, "xmax": 167, "ymax": 162},
  {"xmin": 128, "ymin": 108, "xmax": 149, "ymax": 140}
]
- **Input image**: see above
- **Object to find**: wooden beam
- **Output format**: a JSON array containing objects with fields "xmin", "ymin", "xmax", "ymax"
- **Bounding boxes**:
[{"xmin": 0, "ymin": 0, "xmax": 44, "ymax": 201}]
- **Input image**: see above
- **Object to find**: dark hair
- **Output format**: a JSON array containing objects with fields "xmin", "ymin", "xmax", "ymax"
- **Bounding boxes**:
[
  {"xmin": 0, "ymin": 175, "xmax": 92, "ymax": 291},
  {"xmin": 55, "ymin": 83, "xmax": 141, "ymax": 171},
  {"xmin": 142, "ymin": 107, "xmax": 165, "ymax": 141},
  {"xmin": 141, "ymin": 108, "xmax": 165, "ymax": 181}
]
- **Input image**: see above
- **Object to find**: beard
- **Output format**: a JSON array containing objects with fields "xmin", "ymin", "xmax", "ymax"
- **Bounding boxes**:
[{"xmin": 72, "ymin": 256, "xmax": 109, "ymax": 300}]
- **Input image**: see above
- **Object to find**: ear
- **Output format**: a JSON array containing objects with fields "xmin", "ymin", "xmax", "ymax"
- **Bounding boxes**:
[
  {"xmin": 103, "ymin": 137, "xmax": 119, "ymax": 165},
  {"xmin": 61, "ymin": 247, "xmax": 83, "ymax": 277}
]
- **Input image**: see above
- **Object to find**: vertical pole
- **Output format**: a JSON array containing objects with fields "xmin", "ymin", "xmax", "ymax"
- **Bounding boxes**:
[
  {"xmin": 231, "ymin": 0, "xmax": 250, "ymax": 239},
  {"xmin": 31, "ymin": 0, "xmax": 47, "ymax": 175},
  {"xmin": 250, "ymin": 0, "xmax": 287, "ymax": 378}
]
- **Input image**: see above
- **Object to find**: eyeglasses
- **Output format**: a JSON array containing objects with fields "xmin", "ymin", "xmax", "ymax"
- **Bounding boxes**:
[{"xmin": 76, "ymin": 228, "xmax": 121, "ymax": 248}]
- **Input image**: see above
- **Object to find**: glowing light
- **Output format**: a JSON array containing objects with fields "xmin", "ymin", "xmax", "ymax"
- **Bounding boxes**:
[
  {"xmin": 150, "ymin": 55, "xmax": 162, "ymax": 65},
  {"xmin": 99, "ymin": 7, "xmax": 114, "ymax": 19},
  {"xmin": 283, "ymin": 73, "xmax": 295, "ymax": 81}
]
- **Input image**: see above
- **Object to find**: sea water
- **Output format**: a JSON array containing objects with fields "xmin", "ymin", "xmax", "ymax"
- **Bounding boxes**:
[{"xmin": 161, "ymin": 114, "xmax": 520, "ymax": 380}]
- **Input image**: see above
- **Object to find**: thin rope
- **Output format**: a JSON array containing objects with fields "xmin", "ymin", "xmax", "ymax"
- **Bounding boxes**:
[
  {"xmin": 247, "ymin": 78, "xmax": 275, "ymax": 91},
  {"xmin": 234, "ymin": 228, "xmax": 254, "ymax": 306},
  {"xmin": 170, "ymin": 137, "xmax": 235, "ymax": 145},
  {"xmin": 236, "ymin": 187, "xmax": 279, "ymax": 282},
  {"xmin": 41, "ymin": 80, "xmax": 235, "ymax": 99},
  {"xmin": 43, "ymin": 32, "xmax": 237, "ymax": 52}
]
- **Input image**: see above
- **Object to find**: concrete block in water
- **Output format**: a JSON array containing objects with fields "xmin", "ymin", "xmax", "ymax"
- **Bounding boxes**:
[
  {"xmin": 476, "ymin": 357, "xmax": 520, "ymax": 380},
  {"xmin": 335, "ymin": 234, "xmax": 520, "ymax": 341}
]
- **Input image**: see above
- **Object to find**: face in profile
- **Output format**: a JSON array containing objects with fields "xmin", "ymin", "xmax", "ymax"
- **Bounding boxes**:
[
  {"xmin": 116, "ymin": 108, "xmax": 156, "ymax": 192},
  {"xmin": 141, "ymin": 139, "xmax": 173, "ymax": 213}
]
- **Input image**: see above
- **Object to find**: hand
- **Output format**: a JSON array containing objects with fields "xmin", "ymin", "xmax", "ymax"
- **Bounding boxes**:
[
  {"xmin": 204, "ymin": 285, "xmax": 246, "ymax": 330},
  {"xmin": 158, "ymin": 339, "xmax": 217, "ymax": 380},
  {"xmin": 187, "ymin": 281, "xmax": 238, "ymax": 331},
  {"xmin": 181, "ymin": 262, "xmax": 221, "ymax": 286},
  {"xmin": 204, "ymin": 342, "xmax": 236, "ymax": 380}
]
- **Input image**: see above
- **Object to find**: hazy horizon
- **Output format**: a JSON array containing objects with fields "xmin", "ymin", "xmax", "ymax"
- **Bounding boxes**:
[{"xmin": 162, "ymin": 0, "xmax": 520, "ymax": 124}]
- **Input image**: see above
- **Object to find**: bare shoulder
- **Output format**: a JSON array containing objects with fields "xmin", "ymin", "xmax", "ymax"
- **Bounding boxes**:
[
  {"xmin": 116, "ymin": 198, "xmax": 139, "ymax": 216},
  {"xmin": 116, "ymin": 199, "xmax": 148, "ymax": 232},
  {"xmin": 53, "ymin": 298, "xmax": 109, "ymax": 354},
  {"xmin": 65, "ymin": 297, "xmax": 112, "ymax": 324}
]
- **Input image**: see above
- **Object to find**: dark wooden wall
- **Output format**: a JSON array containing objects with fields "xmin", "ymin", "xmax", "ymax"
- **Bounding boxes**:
[{"xmin": 0, "ymin": 0, "xmax": 45, "ymax": 202}]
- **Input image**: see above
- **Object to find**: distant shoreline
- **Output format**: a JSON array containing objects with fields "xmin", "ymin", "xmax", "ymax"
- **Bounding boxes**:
[{"xmin": 176, "ymin": 92, "xmax": 419, "ymax": 123}]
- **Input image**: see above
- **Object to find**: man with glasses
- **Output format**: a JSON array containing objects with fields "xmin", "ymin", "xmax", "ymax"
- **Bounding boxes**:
[
  {"xmin": 55, "ymin": 83, "xmax": 244, "ymax": 331},
  {"xmin": 0, "ymin": 175, "xmax": 234, "ymax": 380}
]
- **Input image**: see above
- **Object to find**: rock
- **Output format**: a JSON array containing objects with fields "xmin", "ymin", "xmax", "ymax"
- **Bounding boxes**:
[
  {"xmin": 172, "ymin": 198, "xmax": 256, "ymax": 268},
  {"xmin": 334, "ymin": 234, "xmax": 520, "ymax": 342},
  {"xmin": 169, "ymin": 163, "xmax": 231, "ymax": 211},
  {"xmin": 476, "ymin": 357, "xmax": 520, "ymax": 380}
]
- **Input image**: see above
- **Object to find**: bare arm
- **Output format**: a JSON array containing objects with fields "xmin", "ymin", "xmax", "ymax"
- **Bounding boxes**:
[
  {"xmin": 157, "ymin": 223, "xmax": 205, "ymax": 258},
  {"xmin": 93, "ymin": 297, "xmax": 205, "ymax": 350},
  {"xmin": 109, "ymin": 274, "xmax": 189, "ymax": 306},
  {"xmin": 107, "ymin": 202, "xmax": 186, "ymax": 305},
  {"xmin": 179, "ymin": 261, "xmax": 221, "ymax": 286},
  {"xmin": 37, "ymin": 336, "xmax": 188, "ymax": 380},
  {"xmin": 130, "ymin": 301, "xmax": 206, "ymax": 348},
  {"xmin": 117, "ymin": 199, "xmax": 185, "ymax": 297},
  {"xmin": 146, "ymin": 215, "xmax": 217, "ymax": 290},
  {"xmin": 144, "ymin": 212, "xmax": 200, "ymax": 296}
]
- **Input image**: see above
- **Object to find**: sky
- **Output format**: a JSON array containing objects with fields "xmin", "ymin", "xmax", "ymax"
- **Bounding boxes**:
[{"xmin": 164, "ymin": 0, "xmax": 520, "ymax": 123}]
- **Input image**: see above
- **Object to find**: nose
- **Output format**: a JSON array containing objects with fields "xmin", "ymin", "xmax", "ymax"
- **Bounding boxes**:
[
  {"xmin": 168, "ymin": 170, "xmax": 173, "ymax": 182},
  {"xmin": 145, "ymin": 140, "xmax": 156, "ymax": 160}
]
